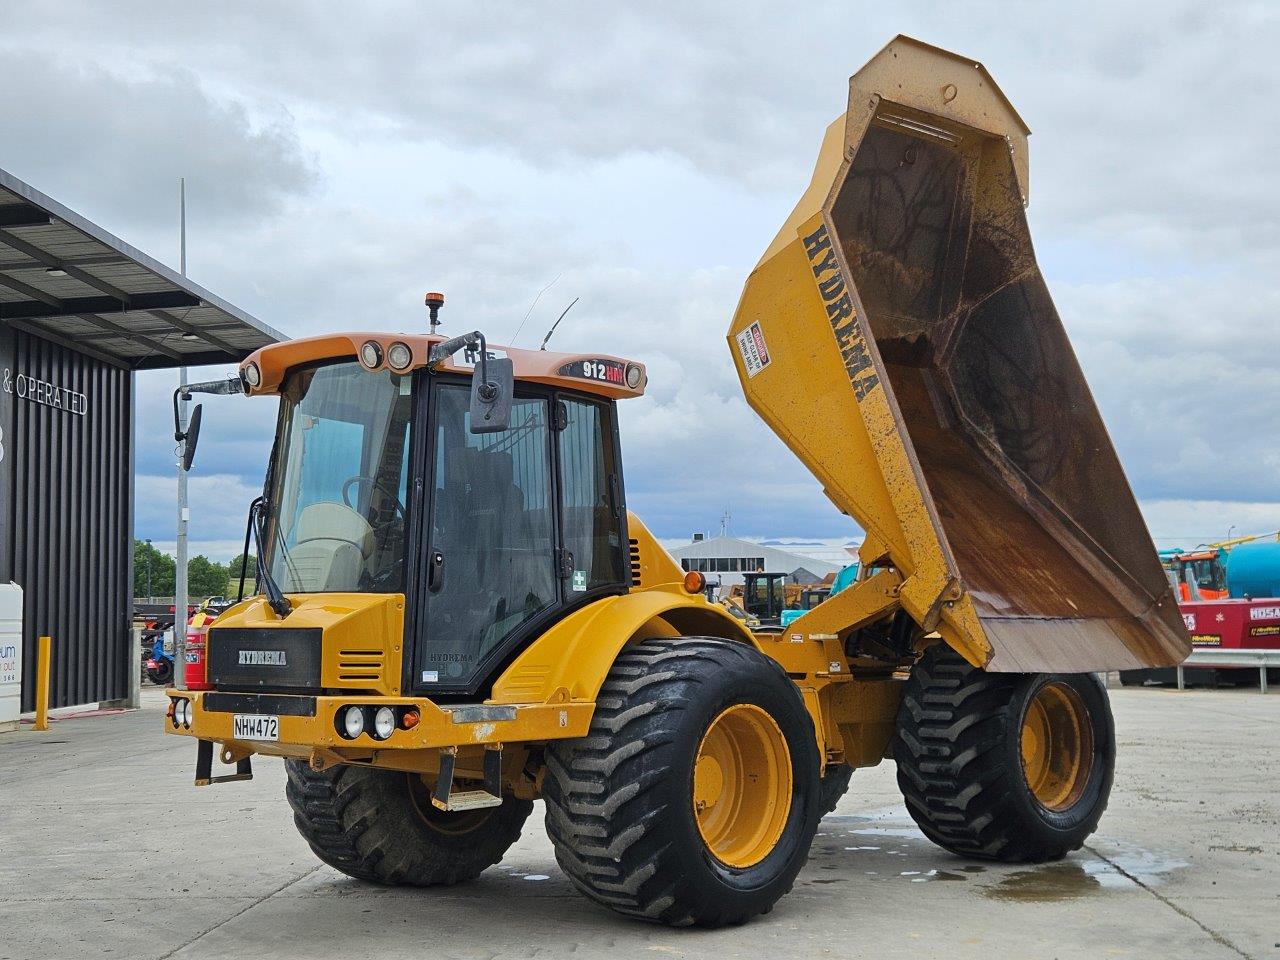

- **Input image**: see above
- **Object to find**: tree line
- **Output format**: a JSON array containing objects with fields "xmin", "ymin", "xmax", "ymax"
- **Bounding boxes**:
[{"xmin": 133, "ymin": 539, "xmax": 256, "ymax": 599}]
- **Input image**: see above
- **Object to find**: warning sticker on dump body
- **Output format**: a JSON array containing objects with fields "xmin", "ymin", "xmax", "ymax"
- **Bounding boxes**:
[{"xmin": 735, "ymin": 322, "xmax": 771, "ymax": 378}]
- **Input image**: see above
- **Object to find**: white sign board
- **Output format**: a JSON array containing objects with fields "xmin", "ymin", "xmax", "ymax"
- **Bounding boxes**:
[
  {"xmin": 0, "ymin": 583, "xmax": 23, "ymax": 728},
  {"xmin": 734, "ymin": 322, "xmax": 772, "ymax": 378}
]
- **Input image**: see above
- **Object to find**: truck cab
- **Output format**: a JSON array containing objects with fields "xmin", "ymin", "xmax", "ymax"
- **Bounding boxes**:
[
  {"xmin": 197, "ymin": 334, "xmax": 660, "ymax": 707},
  {"xmin": 1169, "ymin": 549, "xmax": 1228, "ymax": 601},
  {"xmin": 244, "ymin": 352, "xmax": 630, "ymax": 696}
]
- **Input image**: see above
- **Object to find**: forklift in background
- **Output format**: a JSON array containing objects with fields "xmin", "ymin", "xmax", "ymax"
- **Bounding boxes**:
[{"xmin": 741, "ymin": 572, "xmax": 789, "ymax": 626}]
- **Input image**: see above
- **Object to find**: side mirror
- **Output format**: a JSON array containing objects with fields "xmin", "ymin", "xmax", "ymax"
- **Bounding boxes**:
[
  {"xmin": 182, "ymin": 404, "xmax": 203, "ymax": 472},
  {"xmin": 470, "ymin": 358, "xmax": 514, "ymax": 434},
  {"xmin": 173, "ymin": 375, "xmax": 241, "ymax": 472}
]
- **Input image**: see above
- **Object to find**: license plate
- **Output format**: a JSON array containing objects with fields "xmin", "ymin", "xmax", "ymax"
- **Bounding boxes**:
[{"xmin": 232, "ymin": 714, "xmax": 279, "ymax": 741}]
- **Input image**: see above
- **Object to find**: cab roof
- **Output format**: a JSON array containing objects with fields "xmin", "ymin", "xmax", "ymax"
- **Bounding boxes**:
[{"xmin": 241, "ymin": 331, "xmax": 647, "ymax": 401}]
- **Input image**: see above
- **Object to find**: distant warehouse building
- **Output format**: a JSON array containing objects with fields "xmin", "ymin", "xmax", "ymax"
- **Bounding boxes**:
[
  {"xmin": 0, "ymin": 167, "xmax": 283, "ymax": 714},
  {"xmin": 668, "ymin": 534, "xmax": 845, "ymax": 588}
]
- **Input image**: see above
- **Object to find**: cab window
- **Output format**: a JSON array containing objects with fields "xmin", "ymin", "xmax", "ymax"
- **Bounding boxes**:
[{"xmin": 558, "ymin": 398, "xmax": 625, "ymax": 593}]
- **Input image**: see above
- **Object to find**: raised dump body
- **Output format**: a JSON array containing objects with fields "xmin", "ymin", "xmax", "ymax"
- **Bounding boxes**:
[{"xmin": 729, "ymin": 36, "xmax": 1189, "ymax": 672}]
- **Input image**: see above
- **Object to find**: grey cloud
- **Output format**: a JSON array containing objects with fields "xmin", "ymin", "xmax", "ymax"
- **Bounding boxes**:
[
  {"xmin": 1060, "ymin": 273, "xmax": 1280, "ymax": 504},
  {"xmin": 0, "ymin": 3, "xmax": 858, "ymax": 188},
  {"xmin": 9, "ymin": 2, "xmax": 1278, "ymax": 245},
  {"xmin": 0, "ymin": 50, "xmax": 316, "ymax": 230},
  {"xmin": 5, "ymin": 2, "xmax": 1274, "ymax": 547},
  {"xmin": 135, "ymin": 472, "xmax": 265, "ymax": 559}
]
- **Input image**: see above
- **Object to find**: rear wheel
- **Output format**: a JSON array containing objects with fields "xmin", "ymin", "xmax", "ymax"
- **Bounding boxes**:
[
  {"xmin": 544, "ymin": 637, "xmax": 821, "ymax": 927},
  {"xmin": 285, "ymin": 760, "xmax": 532, "ymax": 885},
  {"xmin": 894, "ymin": 644, "xmax": 1114, "ymax": 862}
]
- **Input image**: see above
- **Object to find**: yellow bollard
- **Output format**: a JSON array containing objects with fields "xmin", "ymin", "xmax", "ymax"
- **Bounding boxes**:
[{"xmin": 34, "ymin": 635, "xmax": 51, "ymax": 731}]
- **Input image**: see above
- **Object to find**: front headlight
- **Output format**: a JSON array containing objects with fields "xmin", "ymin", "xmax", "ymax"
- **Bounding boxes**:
[
  {"xmin": 242, "ymin": 361, "xmax": 261, "ymax": 389},
  {"xmin": 342, "ymin": 706, "xmax": 366, "ymax": 739},
  {"xmin": 387, "ymin": 342, "xmax": 413, "ymax": 371},
  {"xmin": 359, "ymin": 341, "xmax": 383, "ymax": 369},
  {"xmin": 176, "ymin": 699, "xmax": 192, "ymax": 728},
  {"xmin": 373, "ymin": 706, "xmax": 396, "ymax": 740}
]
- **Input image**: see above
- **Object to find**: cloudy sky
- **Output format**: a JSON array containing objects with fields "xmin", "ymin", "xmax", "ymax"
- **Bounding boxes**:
[{"xmin": 3, "ymin": 2, "xmax": 1278, "ymax": 561}]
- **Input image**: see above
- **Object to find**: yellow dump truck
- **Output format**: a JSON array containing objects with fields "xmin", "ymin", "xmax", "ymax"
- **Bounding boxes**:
[{"xmin": 165, "ymin": 36, "xmax": 1189, "ymax": 927}]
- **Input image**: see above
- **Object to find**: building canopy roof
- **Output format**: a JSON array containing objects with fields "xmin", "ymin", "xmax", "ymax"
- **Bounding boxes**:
[{"xmin": 0, "ymin": 167, "xmax": 284, "ymax": 369}]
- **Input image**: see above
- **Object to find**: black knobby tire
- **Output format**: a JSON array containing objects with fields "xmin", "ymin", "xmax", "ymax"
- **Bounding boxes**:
[
  {"xmin": 285, "ymin": 759, "xmax": 532, "ymax": 885},
  {"xmin": 818, "ymin": 763, "xmax": 853, "ymax": 817},
  {"xmin": 894, "ymin": 644, "xmax": 1115, "ymax": 863},
  {"xmin": 543, "ymin": 636, "xmax": 821, "ymax": 927}
]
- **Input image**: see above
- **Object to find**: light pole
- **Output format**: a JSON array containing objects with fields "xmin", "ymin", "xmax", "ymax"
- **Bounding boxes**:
[
  {"xmin": 174, "ymin": 178, "xmax": 189, "ymax": 690},
  {"xmin": 144, "ymin": 538, "xmax": 153, "ymax": 602}
]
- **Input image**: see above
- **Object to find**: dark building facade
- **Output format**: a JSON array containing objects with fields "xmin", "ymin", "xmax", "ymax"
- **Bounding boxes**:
[
  {"xmin": 0, "ymin": 168, "xmax": 282, "ymax": 711},
  {"xmin": 0, "ymin": 327, "xmax": 133, "ymax": 709}
]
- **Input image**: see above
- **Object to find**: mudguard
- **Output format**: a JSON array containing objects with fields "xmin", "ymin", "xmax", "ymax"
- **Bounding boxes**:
[{"xmin": 490, "ymin": 586, "xmax": 756, "ymax": 705}]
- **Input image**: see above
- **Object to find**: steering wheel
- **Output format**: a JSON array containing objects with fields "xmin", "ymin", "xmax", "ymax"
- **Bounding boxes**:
[{"xmin": 342, "ymin": 475, "xmax": 406, "ymax": 523}]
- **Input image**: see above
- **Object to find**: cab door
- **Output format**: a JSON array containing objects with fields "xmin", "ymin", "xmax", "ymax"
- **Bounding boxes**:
[{"xmin": 412, "ymin": 381, "xmax": 560, "ymax": 692}]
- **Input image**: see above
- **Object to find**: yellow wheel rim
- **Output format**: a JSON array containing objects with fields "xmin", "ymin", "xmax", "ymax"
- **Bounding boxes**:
[
  {"xmin": 693, "ymin": 703, "xmax": 792, "ymax": 868},
  {"xmin": 1020, "ymin": 682, "xmax": 1094, "ymax": 812}
]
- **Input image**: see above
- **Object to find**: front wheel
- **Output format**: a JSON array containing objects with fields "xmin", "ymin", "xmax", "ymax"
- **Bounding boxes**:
[
  {"xmin": 544, "ymin": 637, "xmax": 821, "ymax": 927},
  {"xmin": 285, "ymin": 760, "xmax": 532, "ymax": 885},
  {"xmin": 894, "ymin": 644, "xmax": 1115, "ymax": 862}
]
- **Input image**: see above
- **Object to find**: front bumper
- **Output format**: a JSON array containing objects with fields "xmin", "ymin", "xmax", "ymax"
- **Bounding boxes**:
[{"xmin": 164, "ymin": 689, "xmax": 593, "ymax": 754}]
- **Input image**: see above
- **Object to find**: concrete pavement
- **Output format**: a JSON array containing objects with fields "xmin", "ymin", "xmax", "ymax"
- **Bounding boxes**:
[{"xmin": 1, "ymin": 685, "xmax": 1276, "ymax": 959}]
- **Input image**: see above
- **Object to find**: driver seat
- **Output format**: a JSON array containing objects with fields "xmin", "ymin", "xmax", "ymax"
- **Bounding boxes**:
[{"xmin": 279, "ymin": 501, "xmax": 374, "ymax": 591}]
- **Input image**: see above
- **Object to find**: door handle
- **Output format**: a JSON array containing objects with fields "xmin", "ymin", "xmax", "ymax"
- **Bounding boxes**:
[
  {"xmin": 555, "ymin": 549, "xmax": 574, "ymax": 579},
  {"xmin": 428, "ymin": 550, "xmax": 445, "ymax": 592}
]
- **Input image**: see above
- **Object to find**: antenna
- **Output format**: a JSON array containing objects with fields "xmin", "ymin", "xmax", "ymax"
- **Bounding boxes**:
[
  {"xmin": 720, "ymin": 509, "xmax": 732, "ymax": 538},
  {"xmin": 539, "ymin": 297, "xmax": 579, "ymax": 351},
  {"xmin": 511, "ymin": 273, "xmax": 561, "ymax": 344}
]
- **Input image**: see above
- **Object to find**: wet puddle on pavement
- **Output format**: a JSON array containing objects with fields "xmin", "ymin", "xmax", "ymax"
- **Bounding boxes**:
[
  {"xmin": 986, "ymin": 842, "xmax": 1189, "ymax": 902},
  {"xmin": 812, "ymin": 807, "xmax": 1186, "ymax": 901}
]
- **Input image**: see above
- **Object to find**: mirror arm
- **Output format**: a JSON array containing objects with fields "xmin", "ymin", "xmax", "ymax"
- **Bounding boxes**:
[
  {"xmin": 429, "ymin": 330, "xmax": 499, "ymax": 399},
  {"xmin": 428, "ymin": 330, "xmax": 481, "ymax": 367},
  {"xmin": 173, "ymin": 375, "xmax": 244, "ymax": 441}
]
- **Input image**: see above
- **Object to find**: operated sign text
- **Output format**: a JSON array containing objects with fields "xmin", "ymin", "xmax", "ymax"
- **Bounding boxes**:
[{"xmin": 3, "ymin": 368, "xmax": 89, "ymax": 417}]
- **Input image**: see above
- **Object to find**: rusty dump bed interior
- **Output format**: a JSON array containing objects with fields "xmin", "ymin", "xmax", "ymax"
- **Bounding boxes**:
[
  {"xmin": 730, "ymin": 36, "xmax": 1189, "ymax": 672},
  {"xmin": 838, "ymin": 120, "xmax": 1184, "ymax": 668}
]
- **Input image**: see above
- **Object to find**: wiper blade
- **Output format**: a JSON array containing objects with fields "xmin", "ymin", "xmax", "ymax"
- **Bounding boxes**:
[{"xmin": 250, "ymin": 499, "xmax": 291, "ymax": 618}]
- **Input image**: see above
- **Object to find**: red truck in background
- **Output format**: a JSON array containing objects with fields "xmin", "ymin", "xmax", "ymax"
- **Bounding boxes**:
[
  {"xmin": 1121, "ymin": 597, "xmax": 1280, "ymax": 687},
  {"xmin": 1128, "ymin": 539, "xmax": 1280, "ymax": 687}
]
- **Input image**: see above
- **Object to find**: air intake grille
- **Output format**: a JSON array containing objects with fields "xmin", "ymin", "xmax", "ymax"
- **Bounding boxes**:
[
  {"xmin": 629, "ymin": 539, "xmax": 642, "ymax": 586},
  {"xmin": 337, "ymin": 650, "xmax": 384, "ymax": 684}
]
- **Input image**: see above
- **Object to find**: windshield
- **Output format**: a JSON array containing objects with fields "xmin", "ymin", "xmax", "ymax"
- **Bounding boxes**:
[{"xmin": 266, "ymin": 362, "xmax": 413, "ymax": 593}]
